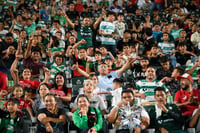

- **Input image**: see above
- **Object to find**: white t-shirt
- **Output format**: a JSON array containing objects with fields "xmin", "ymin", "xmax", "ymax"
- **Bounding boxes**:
[{"xmin": 111, "ymin": 87, "xmax": 122, "ymax": 106}]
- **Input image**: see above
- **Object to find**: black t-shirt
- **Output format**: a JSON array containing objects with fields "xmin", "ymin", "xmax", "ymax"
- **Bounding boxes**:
[
  {"xmin": 38, "ymin": 108, "xmax": 65, "ymax": 128},
  {"xmin": 66, "ymin": 11, "xmax": 79, "ymax": 20},
  {"xmin": 149, "ymin": 55, "xmax": 161, "ymax": 67},
  {"xmin": 131, "ymin": 64, "xmax": 146, "ymax": 82},
  {"xmin": 156, "ymin": 67, "xmax": 173, "ymax": 81},
  {"xmin": 175, "ymin": 52, "xmax": 192, "ymax": 66}
]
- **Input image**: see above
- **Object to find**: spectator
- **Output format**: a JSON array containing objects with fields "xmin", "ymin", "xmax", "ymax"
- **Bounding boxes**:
[
  {"xmin": 189, "ymin": 104, "xmax": 200, "ymax": 132},
  {"xmin": 148, "ymin": 44, "xmax": 161, "ymax": 67},
  {"xmin": 75, "ymin": 0, "xmax": 83, "ymax": 13},
  {"xmin": 157, "ymin": 24, "xmax": 174, "ymax": 43},
  {"xmin": 148, "ymin": 87, "xmax": 186, "ymax": 133},
  {"xmin": 156, "ymin": 55, "xmax": 173, "ymax": 81},
  {"xmin": 73, "ymin": 94, "xmax": 103, "ymax": 133},
  {"xmin": 0, "ymin": 21, "xmax": 8, "ymax": 39},
  {"xmin": 66, "ymin": 3, "xmax": 79, "ymax": 21},
  {"xmin": 186, "ymin": 55, "xmax": 200, "ymax": 81},
  {"xmin": 136, "ymin": 66, "xmax": 169, "ymax": 102},
  {"xmin": 191, "ymin": 23, "xmax": 200, "ymax": 54},
  {"xmin": 50, "ymin": 72, "xmax": 72, "ymax": 104},
  {"xmin": 99, "ymin": 11, "xmax": 116, "ymax": 56},
  {"xmin": 110, "ymin": 0, "xmax": 122, "ymax": 14},
  {"xmin": 131, "ymin": 56, "xmax": 149, "ymax": 82},
  {"xmin": 0, "ymin": 71, "xmax": 8, "ymax": 91},
  {"xmin": 37, "ymin": 93, "xmax": 67, "ymax": 133},
  {"xmin": 32, "ymin": 83, "xmax": 50, "ymax": 115},
  {"xmin": 0, "ymin": 98, "xmax": 24, "ymax": 133},
  {"xmin": 163, "ymin": 66, "xmax": 184, "ymax": 96},
  {"xmin": 97, "ymin": 0, "xmax": 109, "ymax": 9},
  {"xmin": 143, "ymin": 27, "xmax": 155, "ymax": 55},
  {"xmin": 72, "ymin": 79, "xmax": 107, "ymax": 115},
  {"xmin": 117, "ymin": 30, "xmax": 131, "ymax": 53},
  {"xmin": 174, "ymin": 73, "xmax": 200, "ymax": 116},
  {"xmin": 64, "ymin": 8, "xmax": 105, "ymax": 48},
  {"xmin": 107, "ymin": 89, "xmax": 150, "ymax": 132},
  {"xmin": 114, "ymin": 13, "xmax": 126, "ymax": 40},
  {"xmin": 3, "ymin": 84, "xmax": 33, "ymax": 119},
  {"xmin": 175, "ymin": 42, "xmax": 196, "ymax": 66}
]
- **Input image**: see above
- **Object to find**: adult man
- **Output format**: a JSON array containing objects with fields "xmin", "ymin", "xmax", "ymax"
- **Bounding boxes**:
[
  {"xmin": 136, "ymin": 66, "xmax": 169, "ymax": 102},
  {"xmin": 191, "ymin": 23, "xmax": 200, "ymax": 53},
  {"xmin": 107, "ymin": 89, "xmax": 150, "ymax": 133},
  {"xmin": 99, "ymin": 11, "xmax": 116, "ymax": 56},
  {"xmin": 189, "ymin": 104, "xmax": 200, "ymax": 132},
  {"xmin": 174, "ymin": 73, "xmax": 200, "ymax": 116},
  {"xmin": 186, "ymin": 55, "xmax": 200, "ymax": 81},
  {"xmin": 64, "ymin": 9, "xmax": 105, "ymax": 48},
  {"xmin": 148, "ymin": 87, "xmax": 186, "ymax": 133},
  {"xmin": 74, "ymin": 57, "xmax": 135, "ymax": 91}
]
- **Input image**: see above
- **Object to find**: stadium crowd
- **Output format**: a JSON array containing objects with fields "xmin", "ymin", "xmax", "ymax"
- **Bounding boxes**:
[{"xmin": 0, "ymin": 0, "xmax": 200, "ymax": 132}]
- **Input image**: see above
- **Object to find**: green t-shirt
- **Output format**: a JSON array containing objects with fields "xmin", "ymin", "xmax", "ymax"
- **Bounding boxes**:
[
  {"xmin": 54, "ymin": 15, "xmax": 67, "ymax": 26},
  {"xmin": 0, "ymin": 117, "xmax": 17, "ymax": 133},
  {"xmin": 76, "ymin": 25, "xmax": 93, "ymax": 48},
  {"xmin": 25, "ymin": 22, "xmax": 37, "ymax": 36}
]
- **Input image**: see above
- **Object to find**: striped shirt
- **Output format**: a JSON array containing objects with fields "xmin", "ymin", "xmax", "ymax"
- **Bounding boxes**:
[
  {"xmin": 136, "ymin": 79, "xmax": 168, "ymax": 102},
  {"xmin": 185, "ymin": 63, "xmax": 200, "ymax": 81},
  {"xmin": 158, "ymin": 42, "xmax": 175, "ymax": 55},
  {"xmin": 50, "ymin": 27, "xmax": 65, "ymax": 40},
  {"xmin": 99, "ymin": 21, "xmax": 116, "ymax": 45},
  {"xmin": 49, "ymin": 40, "xmax": 65, "ymax": 55},
  {"xmin": 14, "ymin": 22, "xmax": 23, "ymax": 31},
  {"xmin": 50, "ymin": 62, "xmax": 67, "ymax": 79}
]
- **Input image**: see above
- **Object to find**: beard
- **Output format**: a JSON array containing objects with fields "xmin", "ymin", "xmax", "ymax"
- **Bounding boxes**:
[{"xmin": 181, "ymin": 84, "xmax": 189, "ymax": 90}]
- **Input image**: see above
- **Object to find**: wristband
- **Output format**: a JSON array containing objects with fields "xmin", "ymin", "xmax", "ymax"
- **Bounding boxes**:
[{"xmin": 114, "ymin": 106, "xmax": 119, "ymax": 110}]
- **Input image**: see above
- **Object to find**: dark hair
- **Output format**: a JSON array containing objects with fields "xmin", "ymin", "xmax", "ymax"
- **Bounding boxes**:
[
  {"xmin": 78, "ymin": 47, "xmax": 87, "ymax": 51},
  {"xmin": 77, "ymin": 94, "xmax": 90, "ymax": 103},
  {"xmin": 178, "ymin": 42, "xmax": 186, "ymax": 47},
  {"xmin": 53, "ymin": 72, "xmax": 68, "ymax": 95},
  {"xmin": 125, "ymin": 83, "xmax": 137, "ymax": 90},
  {"xmin": 7, "ymin": 98, "xmax": 19, "ymax": 106},
  {"xmin": 124, "ymin": 30, "xmax": 131, "ymax": 34},
  {"xmin": 122, "ymin": 44, "xmax": 130, "ymax": 48},
  {"xmin": 6, "ymin": 32, "xmax": 13, "ymax": 38},
  {"xmin": 99, "ymin": 45, "xmax": 107, "ymax": 49},
  {"xmin": 12, "ymin": 84, "xmax": 24, "ymax": 97},
  {"xmin": 113, "ymin": 78, "xmax": 123, "ymax": 87},
  {"xmin": 160, "ymin": 55, "xmax": 169, "ymax": 63},
  {"xmin": 162, "ymin": 32, "xmax": 169, "ymax": 36},
  {"xmin": 144, "ymin": 28, "xmax": 152, "ymax": 36},
  {"xmin": 118, "ymin": 12, "xmax": 124, "ymax": 16},
  {"xmin": 197, "ymin": 69, "xmax": 200, "ymax": 75},
  {"xmin": 94, "ymin": 51, "xmax": 102, "ymax": 56},
  {"xmin": 31, "ymin": 46, "xmax": 42, "ymax": 55},
  {"xmin": 154, "ymin": 87, "xmax": 166, "ymax": 94},
  {"xmin": 106, "ymin": 11, "xmax": 116, "ymax": 17},
  {"xmin": 44, "ymin": 93, "xmax": 58, "ymax": 114},
  {"xmin": 174, "ymin": 66, "xmax": 184, "ymax": 75},
  {"xmin": 89, "ymin": 73, "xmax": 98, "ymax": 79},
  {"xmin": 24, "ymin": 87, "xmax": 33, "ymax": 93},
  {"xmin": 37, "ymin": 83, "xmax": 50, "ymax": 95},
  {"xmin": 121, "ymin": 89, "xmax": 134, "ymax": 96}
]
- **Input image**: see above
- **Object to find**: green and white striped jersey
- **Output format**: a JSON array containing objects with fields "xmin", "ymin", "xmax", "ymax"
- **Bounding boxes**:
[
  {"xmin": 185, "ymin": 63, "xmax": 200, "ymax": 81},
  {"xmin": 14, "ymin": 22, "xmax": 23, "ymax": 31},
  {"xmin": 50, "ymin": 62, "xmax": 67, "ymax": 79},
  {"xmin": 136, "ymin": 79, "xmax": 168, "ymax": 102},
  {"xmin": 158, "ymin": 42, "xmax": 175, "ymax": 55},
  {"xmin": 50, "ymin": 27, "xmax": 65, "ymax": 40},
  {"xmin": 99, "ymin": 21, "xmax": 116, "ymax": 45},
  {"xmin": 49, "ymin": 40, "xmax": 65, "ymax": 55}
]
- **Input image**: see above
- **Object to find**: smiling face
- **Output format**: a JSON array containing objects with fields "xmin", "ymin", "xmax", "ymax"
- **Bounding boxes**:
[
  {"xmin": 77, "ymin": 96, "xmax": 90, "ymax": 109},
  {"xmin": 44, "ymin": 95, "xmax": 57, "ymax": 111},
  {"xmin": 13, "ymin": 87, "xmax": 23, "ymax": 99},
  {"xmin": 145, "ymin": 67, "xmax": 156, "ymax": 81},
  {"xmin": 22, "ymin": 68, "xmax": 31, "ymax": 80},
  {"xmin": 98, "ymin": 64, "xmax": 108, "ymax": 75},
  {"xmin": 56, "ymin": 74, "xmax": 65, "ymax": 86}
]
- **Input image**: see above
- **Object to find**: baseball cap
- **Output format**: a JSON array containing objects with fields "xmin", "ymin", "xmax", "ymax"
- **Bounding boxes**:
[{"xmin": 177, "ymin": 73, "xmax": 193, "ymax": 83}]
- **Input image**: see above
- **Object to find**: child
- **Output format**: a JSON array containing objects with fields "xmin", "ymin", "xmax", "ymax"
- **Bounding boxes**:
[
  {"xmin": 24, "ymin": 87, "xmax": 34, "ymax": 108},
  {"xmin": 50, "ymin": 54, "xmax": 67, "ymax": 80},
  {"xmin": 97, "ymin": 78, "xmax": 123, "ymax": 106},
  {"xmin": 0, "ymin": 98, "xmax": 24, "ymax": 133},
  {"xmin": 3, "ymin": 84, "xmax": 33, "ymax": 120},
  {"xmin": 0, "ymin": 88, "xmax": 8, "ymax": 108}
]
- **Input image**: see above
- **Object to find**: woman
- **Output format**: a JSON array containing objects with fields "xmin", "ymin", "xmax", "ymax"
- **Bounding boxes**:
[
  {"xmin": 32, "ymin": 83, "xmax": 50, "ymax": 115},
  {"xmin": 50, "ymin": 72, "xmax": 72, "ymax": 104},
  {"xmin": 73, "ymin": 94, "xmax": 103, "ymax": 133},
  {"xmin": 37, "ymin": 93, "xmax": 67, "ymax": 133}
]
